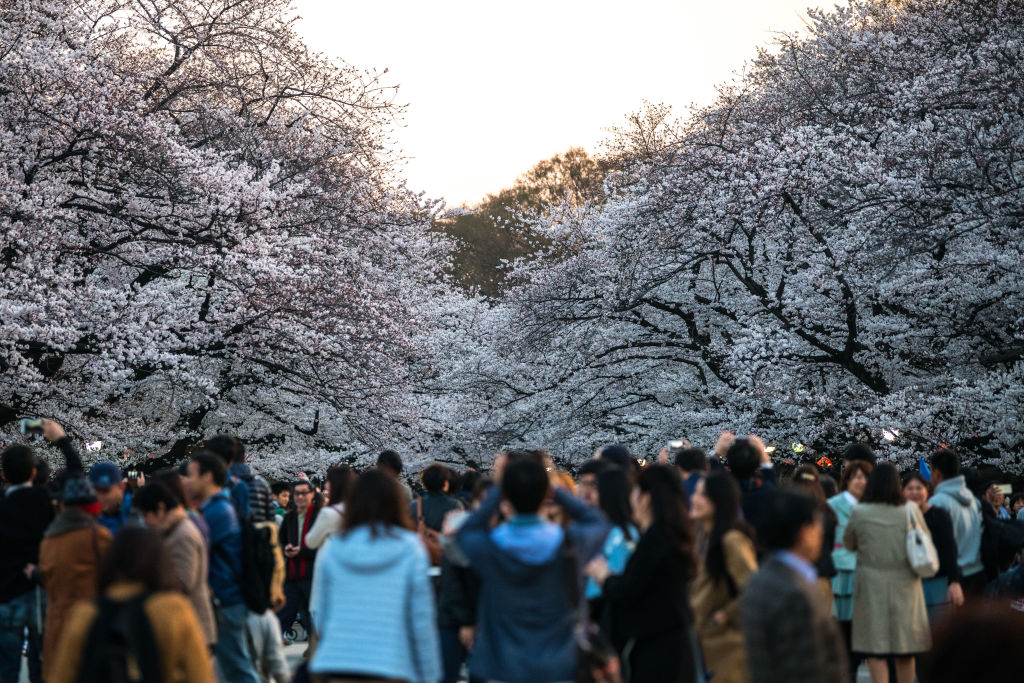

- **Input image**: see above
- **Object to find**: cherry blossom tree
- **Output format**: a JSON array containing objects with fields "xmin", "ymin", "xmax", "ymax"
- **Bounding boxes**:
[
  {"xmin": 0, "ymin": 0, "xmax": 444, "ymax": 474},
  {"xmin": 450, "ymin": 0, "xmax": 1024, "ymax": 469}
]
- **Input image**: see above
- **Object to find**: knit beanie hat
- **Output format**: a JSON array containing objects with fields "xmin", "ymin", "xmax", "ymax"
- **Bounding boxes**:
[{"xmin": 62, "ymin": 472, "xmax": 99, "ymax": 507}]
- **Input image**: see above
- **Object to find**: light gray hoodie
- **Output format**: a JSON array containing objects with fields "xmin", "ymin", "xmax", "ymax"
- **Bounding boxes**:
[{"xmin": 930, "ymin": 475, "xmax": 984, "ymax": 577}]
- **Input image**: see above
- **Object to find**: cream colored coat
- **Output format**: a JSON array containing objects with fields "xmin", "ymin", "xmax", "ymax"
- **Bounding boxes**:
[{"xmin": 844, "ymin": 502, "xmax": 931, "ymax": 655}]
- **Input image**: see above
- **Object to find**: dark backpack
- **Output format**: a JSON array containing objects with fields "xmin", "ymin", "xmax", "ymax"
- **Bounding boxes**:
[
  {"xmin": 77, "ymin": 594, "xmax": 161, "ymax": 683},
  {"xmin": 215, "ymin": 495, "xmax": 277, "ymax": 613},
  {"xmin": 236, "ymin": 504, "xmax": 278, "ymax": 613}
]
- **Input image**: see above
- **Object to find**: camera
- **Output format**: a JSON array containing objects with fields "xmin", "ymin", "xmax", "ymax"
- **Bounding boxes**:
[{"xmin": 18, "ymin": 418, "xmax": 44, "ymax": 436}]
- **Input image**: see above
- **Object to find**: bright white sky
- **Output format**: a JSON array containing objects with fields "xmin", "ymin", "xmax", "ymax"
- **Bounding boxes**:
[{"xmin": 293, "ymin": 0, "xmax": 825, "ymax": 206}]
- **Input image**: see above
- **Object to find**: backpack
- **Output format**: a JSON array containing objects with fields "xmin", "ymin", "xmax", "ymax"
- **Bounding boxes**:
[
  {"xmin": 416, "ymin": 497, "xmax": 444, "ymax": 566},
  {"xmin": 77, "ymin": 594, "xmax": 161, "ymax": 683},
  {"xmin": 219, "ymin": 495, "xmax": 278, "ymax": 613}
]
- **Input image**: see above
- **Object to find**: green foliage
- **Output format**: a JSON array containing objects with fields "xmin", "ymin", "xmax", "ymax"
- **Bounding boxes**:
[{"xmin": 435, "ymin": 147, "xmax": 607, "ymax": 296}]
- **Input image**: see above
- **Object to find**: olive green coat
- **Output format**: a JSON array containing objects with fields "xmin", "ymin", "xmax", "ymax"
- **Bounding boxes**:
[{"xmin": 844, "ymin": 502, "xmax": 931, "ymax": 655}]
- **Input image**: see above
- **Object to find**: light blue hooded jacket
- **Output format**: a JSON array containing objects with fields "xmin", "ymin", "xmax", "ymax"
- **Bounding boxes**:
[
  {"xmin": 930, "ymin": 475, "xmax": 984, "ymax": 578},
  {"xmin": 309, "ymin": 525, "xmax": 441, "ymax": 682}
]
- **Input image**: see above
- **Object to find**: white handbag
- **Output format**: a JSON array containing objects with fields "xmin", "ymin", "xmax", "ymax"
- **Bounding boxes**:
[{"xmin": 905, "ymin": 502, "xmax": 939, "ymax": 578}]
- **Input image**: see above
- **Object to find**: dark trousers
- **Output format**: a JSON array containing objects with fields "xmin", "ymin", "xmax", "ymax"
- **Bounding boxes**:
[
  {"xmin": 838, "ymin": 620, "xmax": 863, "ymax": 679},
  {"xmin": 439, "ymin": 627, "xmax": 484, "ymax": 683},
  {"xmin": 276, "ymin": 579, "xmax": 313, "ymax": 638}
]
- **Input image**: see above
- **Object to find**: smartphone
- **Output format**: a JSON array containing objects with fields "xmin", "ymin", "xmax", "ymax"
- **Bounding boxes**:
[
  {"xmin": 997, "ymin": 484, "xmax": 1013, "ymax": 495},
  {"xmin": 18, "ymin": 418, "xmax": 44, "ymax": 435}
]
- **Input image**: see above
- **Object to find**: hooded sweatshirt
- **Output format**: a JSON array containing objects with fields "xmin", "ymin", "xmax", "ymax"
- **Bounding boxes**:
[
  {"xmin": 930, "ymin": 475, "xmax": 984, "ymax": 578},
  {"xmin": 308, "ymin": 525, "xmax": 440, "ymax": 683},
  {"xmin": 456, "ymin": 487, "xmax": 609, "ymax": 683}
]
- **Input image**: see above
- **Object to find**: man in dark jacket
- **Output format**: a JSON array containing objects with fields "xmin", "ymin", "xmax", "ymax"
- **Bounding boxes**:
[
  {"xmin": 726, "ymin": 438, "xmax": 777, "ymax": 536},
  {"xmin": 456, "ymin": 453, "xmax": 608, "ymax": 683},
  {"xmin": 742, "ymin": 489, "xmax": 849, "ymax": 683},
  {"xmin": 277, "ymin": 479, "xmax": 320, "ymax": 642},
  {"xmin": 205, "ymin": 434, "xmax": 276, "ymax": 523},
  {"xmin": 0, "ymin": 418, "xmax": 82, "ymax": 683},
  {"xmin": 410, "ymin": 462, "xmax": 463, "ymax": 532}
]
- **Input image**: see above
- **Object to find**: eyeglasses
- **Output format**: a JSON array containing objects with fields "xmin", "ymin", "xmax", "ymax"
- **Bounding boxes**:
[{"xmin": 294, "ymin": 490, "xmax": 313, "ymax": 496}]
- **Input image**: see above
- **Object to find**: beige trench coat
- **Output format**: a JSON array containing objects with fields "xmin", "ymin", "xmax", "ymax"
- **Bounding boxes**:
[
  {"xmin": 844, "ymin": 502, "xmax": 931, "ymax": 655},
  {"xmin": 690, "ymin": 529, "xmax": 758, "ymax": 683}
]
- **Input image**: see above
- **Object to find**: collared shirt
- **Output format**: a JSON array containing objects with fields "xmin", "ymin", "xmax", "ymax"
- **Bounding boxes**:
[
  {"xmin": 777, "ymin": 550, "xmax": 818, "ymax": 585},
  {"xmin": 842, "ymin": 490, "xmax": 857, "ymax": 506},
  {"xmin": 3, "ymin": 483, "xmax": 31, "ymax": 496}
]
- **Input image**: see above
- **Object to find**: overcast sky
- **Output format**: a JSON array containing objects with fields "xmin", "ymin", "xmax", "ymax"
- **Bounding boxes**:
[{"xmin": 292, "ymin": 0, "xmax": 826, "ymax": 206}]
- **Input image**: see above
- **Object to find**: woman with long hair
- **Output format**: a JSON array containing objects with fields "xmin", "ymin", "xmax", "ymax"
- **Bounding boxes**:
[
  {"xmin": 689, "ymin": 470, "xmax": 756, "ymax": 683},
  {"xmin": 309, "ymin": 468, "xmax": 441, "ymax": 683},
  {"xmin": 829, "ymin": 458, "xmax": 872, "ymax": 676},
  {"xmin": 845, "ymin": 463, "xmax": 931, "ymax": 683},
  {"xmin": 49, "ymin": 526, "xmax": 213, "ymax": 683},
  {"xmin": 903, "ymin": 472, "xmax": 963, "ymax": 623},
  {"xmin": 585, "ymin": 465, "xmax": 700, "ymax": 683},
  {"xmin": 789, "ymin": 464, "xmax": 839, "ymax": 605},
  {"xmin": 585, "ymin": 467, "xmax": 639, "ymax": 608},
  {"xmin": 305, "ymin": 464, "xmax": 357, "ymax": 549}
]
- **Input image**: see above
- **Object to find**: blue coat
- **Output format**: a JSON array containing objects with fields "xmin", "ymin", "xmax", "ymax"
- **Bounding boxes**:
[
  {"xmin": 456, "ymin": 487, "xmax": 609, "ymax": 683},
  {"xmin": 828, "ymin": 492, "xmax": 858, "ymax": 572},
  {"xmin": 309, "ymin": 525, "xmax": 441, "ymax": 682}
]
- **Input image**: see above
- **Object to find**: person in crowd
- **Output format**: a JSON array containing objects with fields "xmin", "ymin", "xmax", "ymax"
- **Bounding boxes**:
[
  {"xmin": 828, "ymin": 458, "xmax": 872, "ymax": 677},
  {"xmin": 134, "ymin": 480, "xmax": 217, "ymax": 646},
  {"xmin": 271, "ymin": 482, "xmax": 291, "ymax": 526},
  {"xmin": 844, "ymin": 462, "xmax": 931, "ymax": 683},
  {"xmin": 585, "ymin": 467, "xmax": 639, "ymax": 619},
  {"xmin": 410, "ymin": 462, "xmax": 463, "ymax": 533},
  {"xmin": 841, "ymin": 443, "xmax": 877, "ymax": 468},
  {"xmin": 725, "ymin": 437, "xmax": 777, "ymax": 534},
  {"xmin": 789, "ymin": 465, "xmax": 838, "ymax": 604},
  {"xmin": 689, "ymin": 470, "xmax": 757, "ymax": 683},
  {"xmin": 902, "ymin": 472, "xmax": 964, "ymax": 623},
  {"xmin": 89, "ymin": 461, "xmax": 134, "ymax": 534},
  {"xmin": 458, "ymin": 453, "xmax": 608, "ymax": 683},
  {"xmin": 277, "ymin": 478, "xmax": 321, "ymax": 645},
  {"xmin": 586, "ymin": 465, "xmax": 700, "ymax": 683},
  {"xmin": 543, "ymin": 470, "xmax": 578, "ymax": 524},
  {"xmin": 596, "ymin": 443, "xmax": 640, "ymax": 477},
  {"xmin": 48, "ymin": 525, "xmax": 214, "ymax": 683},
  {"xmin": 0, "ymin": 418, "xmax": 78, "ymax": 683},
  {"xmin": 982, "ymin": 481, "xmax": 1010, "ymax": 519},
  {"xmin": 821, "ymin": 473, "xmax": 839, "ymax": 499},
  {"xmin": 928, "ymin": 447, "xmax": 985, "ymax": 594},
  {"xmin": 437, "ymin": 480, "xmax": 487, "ymax": 683},
  {"xmin": 150, "ymin": 468, "xmax": 210, "ymax": 541},
  {"xmin": 741, "ymin": 489, "xmax": 848, "ymax": 683},
  {"xmin": 919, "ymin": 600, "xmax": 1024, "ymax": 683},
  {"xmin": 37, "ymin": 469, "xmax": 114, "ymax": 682},
  {"xmin": 308, "ymin": 468, "xmax": 441, "ymax": 682},
  {"xmin": 673, "ymin": 445, "xmax": 709, "ymax": 500},
  {"xmin": 456, "ymin": 469, "xmax": 483, "ymax": 508},
  {"xmin": 184, "ymin": 451, "xmax": 260, "ymax": 683},
  {"xmin": 205, "ymin": 435, "xmax": 276, "ymax": 523},
  {"xmin": 1010, "ymin": 492, "xmax": 1024, "ymax": 520},
  {"xmin": 306, "ymin": 464, "xmax": 356, "ymax": 549},
  {"xmin": 576, "ymin": 457, "xmax": 613, "ymax": 507},
  {"xmin": 377, "ymin": 449, "xmax": 414, "ymax": 503},
  {"xmin": 247, "ymin": 606, "xmax": 292, "ymax": 683}
]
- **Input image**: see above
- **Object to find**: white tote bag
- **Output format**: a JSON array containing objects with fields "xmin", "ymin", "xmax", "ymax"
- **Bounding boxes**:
[{"xmin": 905, "ymin": 502, "xmax": 939, "ymax": 578}]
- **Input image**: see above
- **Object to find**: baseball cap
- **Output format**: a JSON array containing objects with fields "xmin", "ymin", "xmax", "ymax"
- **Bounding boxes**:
[{"xmin": 88, "ymin": 461, "xmax": 123, "ymax": 489}]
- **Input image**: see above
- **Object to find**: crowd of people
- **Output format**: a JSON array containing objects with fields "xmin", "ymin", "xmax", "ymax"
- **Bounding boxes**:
[{"xmin": 1, "ymin": 420, "xmax": 1023, "ymax": 683}]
